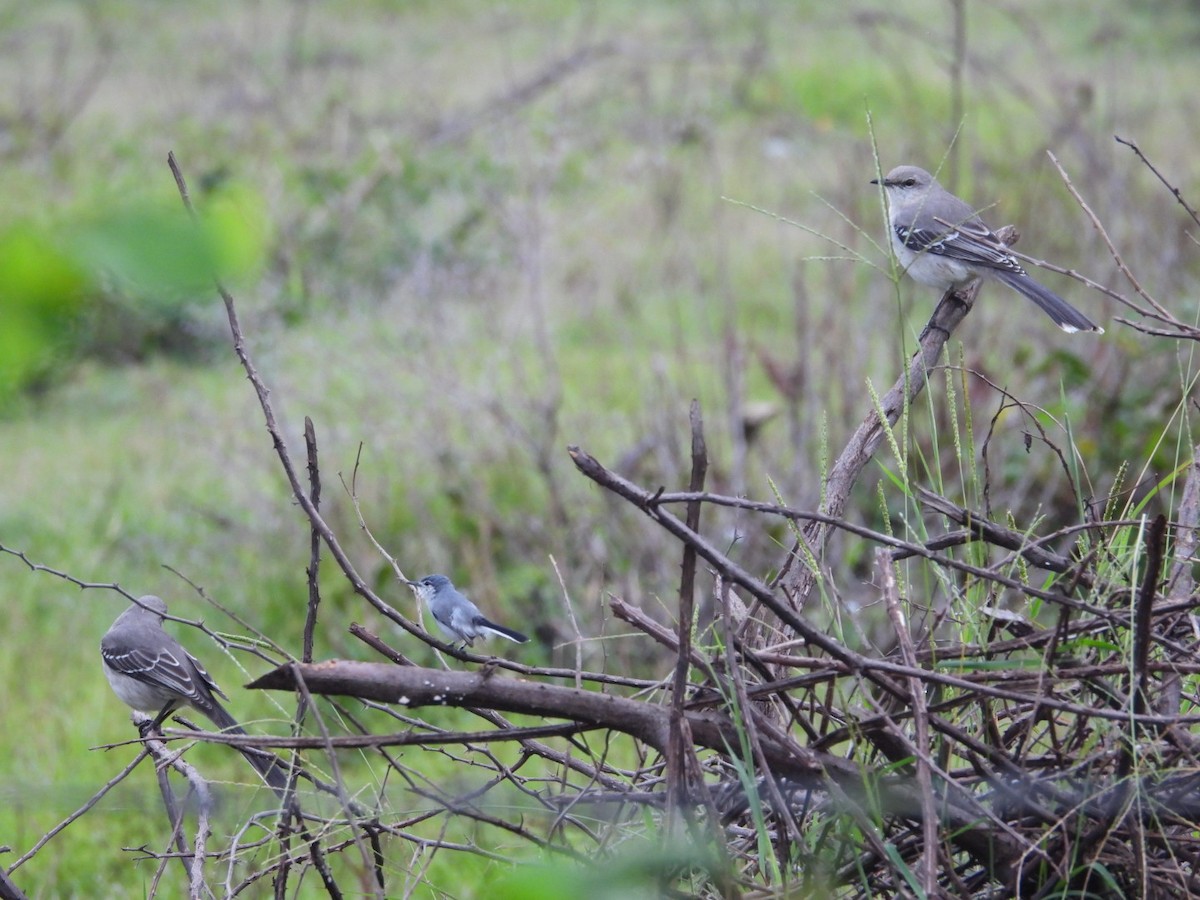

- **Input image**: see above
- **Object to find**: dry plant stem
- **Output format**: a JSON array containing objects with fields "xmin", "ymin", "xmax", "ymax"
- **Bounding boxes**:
[
  {"xmin": 302, "ymin": 416, "xmax": 321, "ymax": 665},
  {"xmin": 1115, "ymin": 134, "xmax": 1200, "ymax": 229},
  {"xmin": 152, "ymin": 763, "xmax": 187, "ymax": 897},
  {"xmin": 308, "ymin": 838, "xmax": 343, "ymax": 900},
  {"xmin": 149, "ymin": 746, "xmax": 184, "ymax": 888},
  {"xmin": 1131, "ymin": 515, "xmax": 1167, "ymax": 721},
  {"xmin": 550, "ymin": 555, "xmax": 585, "ymax": 688},
  {"xmin": 1047, "ymin": 151, "xmax": 1173, "ymax": 321},
  {"xmin": 0, "ymin": 544, "xmax": 133, "ymax": 599},
  {"xmin": 272, "ymin": 827, "xmax": 294, "ymax": 900},
  {"xmin": 877, "ymin": 550, "xmax": 937, "ymax": 897},
  {"xmin": 167, "ymin": 720, "xmax": 599, "ymax": 751},
  {"xmin": 777, "ymin": 284, "xmax": 978, "ymax": 606},
  {"xmin": 667, "ymin": 401, "xmax": 707, "ymax": 818},
  {"xmin": 350, "ymin": 623, "xmax": 417, "ymax": 667},
  {"xmin": 1168, "ymin": 441, "xmax": 1200, "ymax": 598},
  {"xmin": 181, "ymin": 768, "xmax": 213, "ymax": 900},
  {"xmin": 285, "ymin": 414, "xmax": 322, "ymax": 856}
]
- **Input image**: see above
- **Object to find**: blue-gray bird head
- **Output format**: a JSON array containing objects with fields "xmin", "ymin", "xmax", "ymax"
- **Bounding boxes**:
[{"xmin": 406, "ymin": 574, "xmax": 455, "ymax": 606}]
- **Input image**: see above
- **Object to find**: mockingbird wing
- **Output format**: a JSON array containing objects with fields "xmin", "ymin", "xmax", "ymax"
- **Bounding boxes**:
[
  {"xmin": 895, "ymin": 215, "xmax": 1026, "ymax": 275},
  {"xmin": 101, "ymin": 641, "xmax": 228, "ymax": 704}
]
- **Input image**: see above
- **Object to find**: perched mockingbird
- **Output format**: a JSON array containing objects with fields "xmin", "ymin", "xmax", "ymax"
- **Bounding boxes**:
[
  {"xmin": 872, "ymin": 165, "xmax": 1102, "ymax": 333},
  {"xmin": 405, "ymin": 574, "xmax": 529, "ymax": 648},
  {"xmin": 101, "ymin": 595, "xmax": 289, "ymax": 797}
]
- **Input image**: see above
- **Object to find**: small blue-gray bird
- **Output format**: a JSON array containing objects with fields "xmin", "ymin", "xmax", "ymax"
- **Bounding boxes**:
[{"xmin": 406, "ymin": 574, "xmax": 529, "ymax": 648}]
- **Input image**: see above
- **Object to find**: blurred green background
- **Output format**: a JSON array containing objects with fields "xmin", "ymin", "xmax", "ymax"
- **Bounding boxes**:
[{"xmin": 2, "ymin": 0, "xmax": 1198, "ymax": 895}]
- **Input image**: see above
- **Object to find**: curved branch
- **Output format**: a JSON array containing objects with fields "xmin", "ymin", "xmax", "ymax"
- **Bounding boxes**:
[
  {"xmin": 248, "ymin": 660, "xmax": 1032, "ymax": 879},
  {"xmin": 777, "ymin": 284, "xmax": 977, "ymax": 605}
]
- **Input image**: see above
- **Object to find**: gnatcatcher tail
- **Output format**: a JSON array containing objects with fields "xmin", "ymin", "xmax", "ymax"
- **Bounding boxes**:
[{"xmin": 476, "ymin": 619, "xmax": 529, "ymax": 643}]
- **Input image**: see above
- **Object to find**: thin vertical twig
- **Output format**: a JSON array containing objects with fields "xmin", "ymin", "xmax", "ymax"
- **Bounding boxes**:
[
  {"xmin": 303, "ymin": 416, "xmax": 322, "ymax": 665},
  {"xmin": 878, "ymin": 549, "xmax": 938, "ymax": 897},
  {"xmin": 667, "ymin": 401, "xmax": 708, "ymax": 819},
  {"xmin": 1132, "ymin": 515, "xmax": 1167, "ymax": 720}
]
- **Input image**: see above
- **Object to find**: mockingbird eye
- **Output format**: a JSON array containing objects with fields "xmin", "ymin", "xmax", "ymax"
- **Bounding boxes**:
[{"xmin": 904, "ymin": 179, "xmax": 916, "ymax": 186}]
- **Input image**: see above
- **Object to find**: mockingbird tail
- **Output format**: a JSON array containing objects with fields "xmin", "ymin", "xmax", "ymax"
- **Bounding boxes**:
[
  {"xmin": 993, "ymin": 270, "xmax": 1103, "ymax": 334},
  {"xmin": 200, "ymin": 699, "xmax": 292, "ymax": 798},
  {"xmin": 476, "ymin": 617, "xmax": 529, "ymax": 643}
]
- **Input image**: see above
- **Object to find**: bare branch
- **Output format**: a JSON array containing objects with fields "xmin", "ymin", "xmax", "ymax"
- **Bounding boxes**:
[
  {"xmin": 1115, "ymin": 134, "xmax": 1200, "ymax": 229},
  {"xmin": 667, "ymin": 400, "xmax": 707, "ymax": 817},
  {"xmin": 1048, "ymin": 150, "xmax": 1176, "ymax": 323},
  {"xmin": 777, "ymin": 283, "xmax": 977, "ymax": 606}
]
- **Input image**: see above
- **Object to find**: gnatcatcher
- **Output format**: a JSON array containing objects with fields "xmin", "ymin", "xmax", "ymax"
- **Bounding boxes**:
[{"xmin": 406, "ymin": 574, "xmax": 529, "ymax": 648}]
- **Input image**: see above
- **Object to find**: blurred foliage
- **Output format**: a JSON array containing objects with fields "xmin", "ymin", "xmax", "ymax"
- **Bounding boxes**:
[
  {"xmin": 0, "ymin": 183, "xmax": 267, "ymax": 401},
  {"xmin": 0, "ymin": 227, "xmax": 86, "ymax": 397},
  {"xmin": 498, "ymin": 847, "xmax": 729, "ymax": 900}
]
